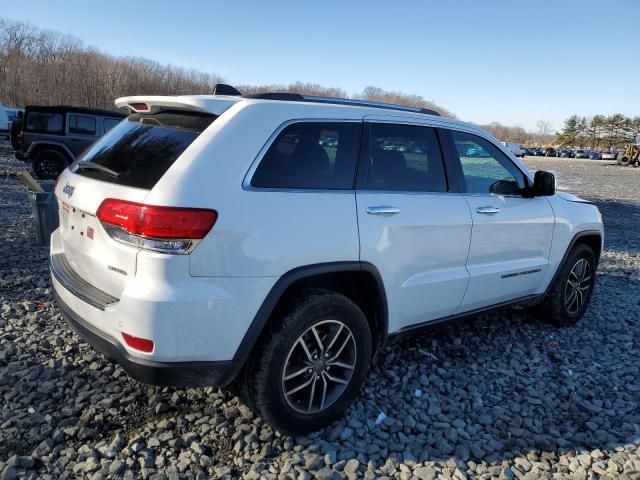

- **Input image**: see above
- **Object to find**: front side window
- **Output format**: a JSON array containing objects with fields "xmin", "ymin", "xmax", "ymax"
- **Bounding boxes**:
[
  {"xmin": 366, "ymin": 123, "xmax": 447, "ymax": 192},
  {"xmin": 25, "ymin": 112, "xmax": 63, "ymax": 134},
  {"xmin": 69, "ymin": 114, "xmax": 97, "ymax": 135},
  {"xmin": 251, "ymin": 122, "xmax": 360, "ymax": 189},
  {"xmin": 451, "ymin": 131, "xmax": 526, "ymax": 195}
]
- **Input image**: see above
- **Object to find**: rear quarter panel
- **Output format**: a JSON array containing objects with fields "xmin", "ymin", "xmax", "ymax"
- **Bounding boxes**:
[{"xmin": 144, "ymin": 101, "xmax": 364, "ymax": 277}]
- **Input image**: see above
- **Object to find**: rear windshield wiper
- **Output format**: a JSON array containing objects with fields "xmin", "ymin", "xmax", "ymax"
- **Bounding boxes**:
[{"xmin": 75, "ymin": 161, "xmax": 121, "ymax": 177}]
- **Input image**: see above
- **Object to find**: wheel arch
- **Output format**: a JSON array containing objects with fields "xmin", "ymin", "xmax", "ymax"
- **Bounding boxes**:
[
  {"xmin": 26, "ymin": 141, "xmax": 74, "ymax": 163},
  {"xmin": 232, "ymin": 262, "xmax": 388, "ymax": 376},
  {"xmin": 544, "ymin": 229, "xmax": 603, "ymax": 299}
]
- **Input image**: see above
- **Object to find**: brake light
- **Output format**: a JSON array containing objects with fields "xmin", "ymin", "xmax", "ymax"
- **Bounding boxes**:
[
  {"xmin": 16, "ymin": 132, "xmax": 23, "ymax": 145},
  {"xmin": 129, "ymin": 103, "xmax": 149, "ymax": 112},
  {"xmin": 122, "ymin": 333, "xmax": 154, "ymax": 353},
  {"xmin": 96, "ymin": 198, "xmax": 217, "ymax": 254}
]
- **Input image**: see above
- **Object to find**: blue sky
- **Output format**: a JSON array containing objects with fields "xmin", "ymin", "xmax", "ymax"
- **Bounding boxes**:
[{"xmin": 3, "ymin": 0, "xmax": 639, "ymax": 130}]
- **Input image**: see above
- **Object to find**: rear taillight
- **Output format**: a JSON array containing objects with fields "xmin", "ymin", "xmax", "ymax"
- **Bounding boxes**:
[
  {"xmin": 16, "ymin": 132, "xmax": 23, "ymax": 145},
  {"xmin": 96, "ymin": 198, "xmax": 217, "ymax": 254}
]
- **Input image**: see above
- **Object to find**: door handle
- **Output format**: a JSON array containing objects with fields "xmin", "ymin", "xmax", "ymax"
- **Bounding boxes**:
[
  {"xmin": 366, "ymin": 206, "xmax": 400, "ymax": 215},
  {"xmin": 476, "ymin": 206, "xmax": 500, "ymax": 215}
]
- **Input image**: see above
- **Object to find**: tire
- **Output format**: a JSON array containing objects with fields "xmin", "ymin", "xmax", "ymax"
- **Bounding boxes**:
[
  {"xmin": 618, "ymin": 155, "xmax": 630, "ymax": 166},
  {"xmin": 238, "ymin": 291, "xmax": 372, "ymax": 434},
  {"xmin": 536, "ymin": 244, "xmax": 596, "ymax": 326},
  {"xmin": 32, "ymin": 149, "xmax": 69, "ymax": 179}
]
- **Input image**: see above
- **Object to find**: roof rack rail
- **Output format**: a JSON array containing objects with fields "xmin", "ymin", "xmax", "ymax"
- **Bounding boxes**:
[
  {"xmin": 243, "ymin": 92, "xmax": 304, "ymax": 101},
  {"xmin": 244, "ymin": 92, "xmax": 441, "ymax": 116}
]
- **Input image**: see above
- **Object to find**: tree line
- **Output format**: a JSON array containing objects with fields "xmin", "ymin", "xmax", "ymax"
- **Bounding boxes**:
[
  {"xmin": 555, "ymin": 114, "xmax": 640, "ymax": 149},
  {"xmin": 0, "ymin": 19, "xmax": 454, "ymax": 117}
]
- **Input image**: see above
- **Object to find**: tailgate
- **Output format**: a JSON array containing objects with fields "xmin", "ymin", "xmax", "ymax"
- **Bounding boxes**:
[{"xmin": 55, "ymin": 170, "xmax": 148, "ymax": 298}]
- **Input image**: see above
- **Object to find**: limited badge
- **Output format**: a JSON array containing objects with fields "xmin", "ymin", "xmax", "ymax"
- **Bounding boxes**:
[{"xmin": 86, "ymin": 226, "xmax": 94, "ymax": 239}]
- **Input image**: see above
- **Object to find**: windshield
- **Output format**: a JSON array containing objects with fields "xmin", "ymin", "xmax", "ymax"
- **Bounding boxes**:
[{"xmin": 73, "ymin": 111, "xmax": 216, "ymax": 189}]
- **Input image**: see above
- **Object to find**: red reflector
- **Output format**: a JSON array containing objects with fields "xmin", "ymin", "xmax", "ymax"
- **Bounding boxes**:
[
  {"xmin": 129, "ymin": 102, "xmax": 149, "ymax": 111},
  {"xmin": 122, "ymin": 333, "xmax": 154, "ymax": 353},
  {"xmin": 17, "ymin": 132, "xmax": 23, "ymax": 144},
  {"xmin": 96, "ymin": 198, "xmax": 217, "ymax": 239}
]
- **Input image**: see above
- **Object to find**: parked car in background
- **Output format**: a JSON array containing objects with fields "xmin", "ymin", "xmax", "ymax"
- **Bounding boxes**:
[
  {"xmin": 575, "ymin": 149, "xmax": 589, "ymax": 159},
  {"xmin": 16, "ymin": 105, "xmax": 126, "ymax": 179},
  {"xmin": 10, "ymin": 117, "xmax": 23, "ymax": 151},
  {"xmin": 588, "ymin": 151, "xmax": 602, "ymax": 160},
  {"xmin": 0, "ymin": 103, "xmax": 9, "ymax": 137},
  {"xmin": 601, "ymin": 151, "xmax": 617, "ymax": 160},
  {"xmin": 558, "ymin": 149, "xmax": 574, "ymax": 158},
  {"xmin": 6, "ymin": 108, "xmax": 24, "ymax": 122},
  {"xmin": 532, "ymin": 148, "xmax": 545, "ymax": 156},
  {"xmin": 500, "ymin": 141, "xmax": 526, "ymax": 157},
  {"xmin": 50, "ymin": 88, "xmax": 603, "ymax": 433},
  {"xmin": 545, "ymin": 148, "xmax": 557, "ymax": 157}
]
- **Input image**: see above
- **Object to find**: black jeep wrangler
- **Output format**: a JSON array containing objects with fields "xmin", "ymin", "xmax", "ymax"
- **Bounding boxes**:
[{"xmin": 14, "ymin": 105, "xmax": 126, "ymax": 179}]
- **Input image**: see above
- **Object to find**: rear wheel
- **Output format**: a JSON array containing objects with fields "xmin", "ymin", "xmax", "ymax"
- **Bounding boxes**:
[
  {"xmin": 239, "ymin": 291, "xmax": 372, "ymax": 434},
  {"xmin": 536, "ymin": 244, "xmax": 596, "ymax": 325},
  {"xmin": 32, "ymin": 150, "xmax": 69, "ymax": 179},
  {"xmin": 618, "ymin": 155, "xmax": 630, "ymax": 166}
]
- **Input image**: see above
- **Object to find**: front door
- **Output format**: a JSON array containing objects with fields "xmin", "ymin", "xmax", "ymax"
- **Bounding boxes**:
[
  {"xmin": 446, "ymin": 130, "xmax": 554, "ymax": 312},
  {"xmin": 356, "ymin": 121, "xmax": 472, "ymax": 332}
]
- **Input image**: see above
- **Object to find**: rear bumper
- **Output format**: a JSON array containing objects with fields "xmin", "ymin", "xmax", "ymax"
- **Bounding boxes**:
[{"xmin": 55, "ymin": 290, "xmax": 239, "ymax": 387}]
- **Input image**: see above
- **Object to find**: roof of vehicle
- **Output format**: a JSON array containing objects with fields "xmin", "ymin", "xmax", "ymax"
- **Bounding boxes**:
[
  {"xmin": 114, "ymin": 85, "xmax": 528, "ymax": 165},
  {"xmin": 116, "ymin": 84, "xmax": 442, "ymax": 118},
  {"xmin": 24, "ymin": 105, "xmax": 126, "ymax": 118}
]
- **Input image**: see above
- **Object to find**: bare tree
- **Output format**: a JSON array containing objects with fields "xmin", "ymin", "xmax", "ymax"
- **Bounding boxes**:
[
  {"xmin": 535, "ymin": 120, "xmax": 553, "ymax": 147},
  {"xmin": 0, "ymin": 19, "xmax": 455, "ymax": 118}
]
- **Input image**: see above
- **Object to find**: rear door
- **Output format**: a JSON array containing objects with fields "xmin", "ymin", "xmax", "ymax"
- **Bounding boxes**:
[
  {"xmin": 356, "ymin": 120, "xmax": 472, "ymax": 332},
  {"xmin": 66, "ymin": 113, "xmax": 99, "ymax": 157},
  {"xmin": 443, "ymin": 129, "xmax": 554, "ymax": 311},
  {"xmin": 55, "ymin": 110, "xmax": 217, "ymax": 298}
]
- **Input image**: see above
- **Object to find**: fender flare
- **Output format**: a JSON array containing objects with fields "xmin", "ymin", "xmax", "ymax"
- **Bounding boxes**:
[
  {"xmin": 542, "ymin": 229, "xmax": 603, "ymax": 300},
  {"xmin": 228, "ymin": 261, "xmax": 388, "ymax": 381},
  {"xmin": 26, "ymin": 141, "xmax": 75, "ymax": 162}
]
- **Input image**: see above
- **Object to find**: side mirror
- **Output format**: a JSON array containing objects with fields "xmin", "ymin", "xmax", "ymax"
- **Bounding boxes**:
[{"xmin": 533, "ymin": 170, "xmax": 556, "ymax": 196}]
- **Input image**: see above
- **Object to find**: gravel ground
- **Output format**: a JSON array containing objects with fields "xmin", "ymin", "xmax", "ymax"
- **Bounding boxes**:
[{"xmin": 1, "ymin": 147, "xmax": 639, "ymax": 480}]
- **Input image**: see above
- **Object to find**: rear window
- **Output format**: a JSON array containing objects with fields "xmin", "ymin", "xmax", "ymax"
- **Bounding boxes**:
[
  {"xmin": 73, "ymin": 111, "xmax": 216, "ymax": 189},
  {"xmin": 26, "ymin": 112, "xmax": 64, "ymax": 134}
]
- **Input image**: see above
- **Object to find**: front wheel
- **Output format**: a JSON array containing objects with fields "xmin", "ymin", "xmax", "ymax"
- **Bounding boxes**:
[
  {"xmin": 535, "ymin": 244, "xmax": 596, "ymax": 325},
  {"xmin": 239, "ymin": 292, "xmax": 372, "ymax": 434}
]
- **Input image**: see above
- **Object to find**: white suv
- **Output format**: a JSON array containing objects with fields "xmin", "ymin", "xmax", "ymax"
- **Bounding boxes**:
[{"xmin": 51, "ymin": 87, "xmax": 604, "ymax": 433}]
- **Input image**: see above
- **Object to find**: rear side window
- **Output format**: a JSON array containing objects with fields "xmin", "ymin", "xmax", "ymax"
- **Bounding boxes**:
[
  {"xmin": 74, "ymin": 111, "xmax": 216, "ymax": 189},
  {"xmin": 26, "ymin": 112, "xmax": 63, "ymax": 134},
  {"xmin": 251, "ymin": 122, "xmax": 360, "ymax": 190},
  {"xmin": 103, "ymin": 117, "xmax": 121, "ymax": 132},
  {"xmin": 365, "ymin": 123, "xmax": 447, "ymax": 192},
  {"xmin": 69, "ymin": 114, "xmax": 97, "ymax": 135}
]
